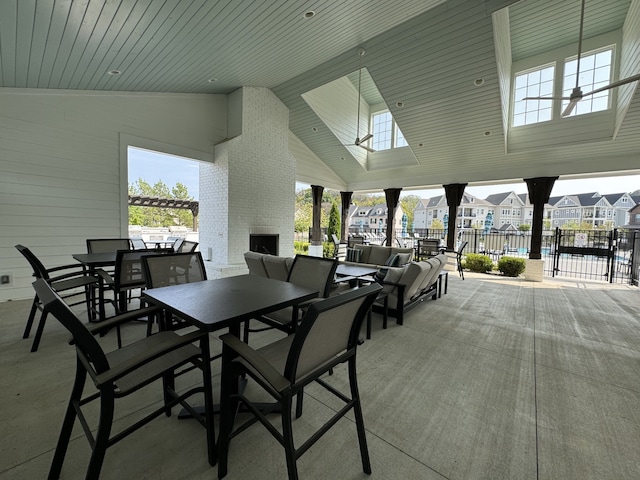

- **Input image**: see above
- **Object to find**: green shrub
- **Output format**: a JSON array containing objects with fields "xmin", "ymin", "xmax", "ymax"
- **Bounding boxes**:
[
  {"xmin": 497, "ymin": 256, "xmax": 526, "ymax": 277},
  {"xmin": 463, "ymin": 253, "xmax": 494, "ymax": 273},
  {"xmin": 294, "ymin": 241, "xmax": 309, "ymax": 255}
]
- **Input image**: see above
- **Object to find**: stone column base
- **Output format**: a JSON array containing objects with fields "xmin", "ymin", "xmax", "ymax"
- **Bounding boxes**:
[
  {"xmin": 524, "ymin": 258, "xmax": 544, "ymax": 282},
  {"xmin": 308, "ymin": 244, "xmax": 324, "ymax": 258}
]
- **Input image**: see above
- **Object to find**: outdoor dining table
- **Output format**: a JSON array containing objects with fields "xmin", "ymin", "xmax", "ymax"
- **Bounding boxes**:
[{"xmin": 142, "ymin": 274, "xmax": 318, "ymax": 338}]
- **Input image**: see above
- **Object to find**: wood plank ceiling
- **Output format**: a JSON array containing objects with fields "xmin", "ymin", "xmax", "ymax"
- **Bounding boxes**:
[{"xmin": 1, "ymin": 0, "xmax": 638, "ymax": 192}]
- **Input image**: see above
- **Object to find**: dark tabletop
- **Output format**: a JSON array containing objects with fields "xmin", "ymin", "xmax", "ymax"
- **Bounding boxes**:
[
  {"xmin": 143, "ymin": 274, "xmax": 318, "ymax": 333},
  {"xmin": 72, "ymin": 252, "xmax": 117, "ymax": 266}
]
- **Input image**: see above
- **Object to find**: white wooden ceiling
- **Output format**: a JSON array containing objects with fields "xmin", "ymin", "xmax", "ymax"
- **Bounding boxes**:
[{"xmin": 1, "ymin": 0, "xmax": 638, "ymax": 192}]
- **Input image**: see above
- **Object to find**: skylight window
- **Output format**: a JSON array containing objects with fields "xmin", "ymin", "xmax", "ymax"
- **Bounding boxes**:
[
  {"xmin": 562, "ymin": 48, "xmax": 612, "ymax": 116},
  {"xmin": 513, "ymin": 65, "xmax": 555, "ymax": 126},
  {"xmin": 372, "ymin": 110, "xmax": 408, "ymax": 151}
]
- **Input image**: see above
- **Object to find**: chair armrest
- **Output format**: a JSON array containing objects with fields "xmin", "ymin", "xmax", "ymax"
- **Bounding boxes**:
[
  {"xmin": 85, "ymin": 306, "xmax": 162, "ymax": 336},
  {"xmin": 220, "ymin": 333, "xmax": 290, "ymax": 393},
  {"xmin": 95, "ymin": 330, "xmax": 207, "ymax": 386},
  {"xmin": 95, "ymin": 269, "xmax": 115, "ymax": 285},
  {"xmin": 46, "ymin": 264, "xmax": 97, "ymax": 283}
]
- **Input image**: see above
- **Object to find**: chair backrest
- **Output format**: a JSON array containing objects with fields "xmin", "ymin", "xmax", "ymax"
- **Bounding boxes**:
[
  {"xmin": 142, "ymin": 251, "xmax": 207, "ymax": 288},
  {"xmin": 348, "ymin": 236, "xmax": 365, "ymax": 248},
  {"xmin": 113, "ymin": 249, "xmax": 160, "ymax": 290},
  {"xmin": 285, "ymin": 283, "xmax": 381, "ymax": 382},
  {"xmin": 244, "ymin": 251, "xmax": 269, "ymax": 277},
  {"xmin": 131, "ymin": 237, "xmax": 148, "ymax": 249},
  {"xmin": 418, "ymin": 239, "xmax": 440, "ymax": 258},
  {"xmin": 458, "ymin": 241, "xmax": 468, "ymax": 256},
  {"xmin": 32, "ymin": 278, "xmax": 109, "ymax": 373},
  {"xmin": 171, "ymin": 238, "xmax": 185, "ymax": 252},
  {"xmin": 15, "ymin": 244, "xmax": 49, "ymax": 280},
  {"xmin": 177, "ymin": 240, "xmax": 198, "ymax": 253},
  {"xmin": 87, "ymin": 238, "xmax": 132, "ymax": 253},
  {"xmin": 287, "ymin": 255, "xmax": 338, "ymax": 299}
]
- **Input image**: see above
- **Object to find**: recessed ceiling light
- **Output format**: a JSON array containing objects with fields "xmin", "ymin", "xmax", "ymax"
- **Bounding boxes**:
[
  {"xmin": 312, "ymin": 127, "xmax": 318, "ymax": 132},
  {"xmin": 396, "ymin": 101, "xmax": 404, "ymax": 108},
  {"xmin": 207, "ymin": 78, "xmax": 218, "ymax": 83},
  {"xmin": 483, "ymin": 131, "xmax": 492, "ymax": 136},
  {"xmin": 418, "ymin": 143, "xmax": 424, "ymax": 147},
  {"xmin": 107, "ymin": 70, "xmax": 121, "ymax": 76},
  {"xmin": 474, "ymin": 78, "xmax": 485, "ymax": 86},
  {"xmin": 303, "ymin": 10, "xmax": 315, "ymax": 18},
  {"xmin": 340, "ymin": 157, "xmax": 345, "ymax": 161}
]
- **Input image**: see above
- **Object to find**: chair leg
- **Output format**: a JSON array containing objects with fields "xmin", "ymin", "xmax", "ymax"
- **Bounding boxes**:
[
  {"xmin": 85, "ymin": 390, "xmax": 115, "ymax": 480},
  {"xmin": 348, "ymin": 358, "xmax": 371, "ymax": 474},
  {"xmin": 281, "ymin": 395, "xmax": 299, "ymax": 480},
  {"xmin": 31, "ymin": 310, "xmax": 48, "ymax": 352},
  {"xmin": 23, "ymin": 296, "xmax": 39, "ymax": 339},
  {"xmin": 48, "ymin": 358, "xmax": 87, "ymax": 480},
  {"xmin": 218, "ymin": 350, "xmax": 241, "ymax": 479},
  {"xmin": 200, "ymin": 337, "xmax": 217, "ymax": 466},
  {"xmin": 295, "ymin": 389, "xmax": 304, "ymax": 418}
]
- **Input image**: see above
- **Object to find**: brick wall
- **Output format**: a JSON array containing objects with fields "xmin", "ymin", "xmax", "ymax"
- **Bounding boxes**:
[{"xmin": 200, "ymin": 87, "xmax": 294, "ymax": 277}]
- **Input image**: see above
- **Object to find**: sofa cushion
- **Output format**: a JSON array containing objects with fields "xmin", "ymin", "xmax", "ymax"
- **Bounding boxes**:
[
  {"xmin": 417, "ymin": 255, "xmax": 446, "ymax": 292},
  {"xmin": 384, "ymin": 253, "xmax": 401, "ymax": 267},
  {"xmin": 380, "ymin": 267, "xmax": 404, "ymax": 294},
  {"xmin": 368, "ymin": 245, "xmax": 394, "ymax": 266},
  {"xmin": 354, "ymin": 244, "xmax": 371, "ymax": 264},
  {"xmin": 244, "ymin": 251, "xmax": 269, "ymax": 277},
  {"xmin": 395, "ymin": 252, "xmax": 412, "ymax": 265},
  {"xmin": 262, "ymin": 255, "xmax": 293, "ymax": 281}
]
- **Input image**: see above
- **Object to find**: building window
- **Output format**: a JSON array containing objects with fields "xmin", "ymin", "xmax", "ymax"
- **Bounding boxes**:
[
  {"xmin": 563, "ymin": 48, "xmax": 612, "ymax": 116},
  {"xmin": 371, "ymin": 111, "xmax": 408, "ymax": 150},
  {"xmin": 513, "ymin": 65, "xmax": 555, "ymax": 126}
]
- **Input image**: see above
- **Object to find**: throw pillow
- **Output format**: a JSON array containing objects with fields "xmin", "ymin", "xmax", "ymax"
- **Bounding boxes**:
[
  {"xmin": 384, "ymin": 254, "xmax": 401, "ymax": 267},
  {"xmin": 396, "ymin": 252, "xmax": 412, "ymax": 265},
  {"xmin": 374, "ymin": 267, "xmax": 388, "ymax": 283},
  {"xmin": 346, "ymin": 248, "xmax": 362, "ymax": 263}
]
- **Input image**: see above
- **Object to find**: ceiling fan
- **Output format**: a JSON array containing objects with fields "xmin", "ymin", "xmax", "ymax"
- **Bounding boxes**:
[
  {"xmin": 341, "ymin": 47, "xmax": 375, "ymax": 152},
  {"xmin": 523, "ymin": 0, "xmax": 640, "ymax": 117}
]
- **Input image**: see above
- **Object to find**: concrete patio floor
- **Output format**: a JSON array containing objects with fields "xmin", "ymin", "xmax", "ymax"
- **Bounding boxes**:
[{"xmin": 1, "ymin": 272, "xmax": 639, "ymax": 479}]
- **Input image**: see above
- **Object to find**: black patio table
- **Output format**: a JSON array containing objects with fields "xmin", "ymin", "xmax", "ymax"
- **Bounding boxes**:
[{"xmin": 142, "ymin": 274, "xmax": 318, "ymax": 337}]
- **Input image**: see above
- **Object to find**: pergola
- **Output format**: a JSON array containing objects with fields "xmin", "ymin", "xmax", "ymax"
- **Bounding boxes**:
[{"xmin": 128, "ymin": 195, "xmax": 199, "ymax": 231}]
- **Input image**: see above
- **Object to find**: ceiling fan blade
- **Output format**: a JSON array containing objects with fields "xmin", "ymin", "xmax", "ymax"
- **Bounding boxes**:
[
  {"xmin": 583, "ymin": 73, "xmax": 640, "ymax": 97},
  {"xmin": 561, "ymin": 99, "xmax": 579, "ymax": 117},
  {"xmin": 358, "ymin": 144, "xmax": 375, "ymax": 153},
  {"xmin": 359, "ymin": 133, "xmax": 373, "ymax": 143},
  {"xmin": 522, "ymin": 96, "xmax": 570, "ymax": 101}
]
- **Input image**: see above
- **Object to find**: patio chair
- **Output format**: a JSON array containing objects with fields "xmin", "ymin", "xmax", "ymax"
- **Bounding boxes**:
[
  {"xmin": 15, "ymin": 244, "xmax": 99, "ymax": 352},
  {"xmin": 130, "ymin": 237, "xmax": 148, "ymax": 249},
  {"xmin": 217, "ymin": 283, "xmax": 381, "ymax": 480},
  {"xmin": 33, "ymin": 278, "xmax": 215, "ymax": 479},
  {"xmin": 96, "ymin": 249, "xmax": 170, "ymax": 343},
  {"xmin": 243, "ymin": 255, "xmax": 338, "ymax": 343},
  {"xmin": 86, "ymin": 238, "xmax": 132, "ymax": 253},
  {"xmin": 442, "ymin": 241, "xmax": 468, "ymax": 280},
  {"xmin": 177, "ymin": 240, "xmax": 198, "ymax": 253},
  {"xmin": 416, "ymin": 239, "xmax": 440, "ymax": 261},
  {"xmin": 142, "ymin": 251, "xmax": 207, "ymax": 331}
]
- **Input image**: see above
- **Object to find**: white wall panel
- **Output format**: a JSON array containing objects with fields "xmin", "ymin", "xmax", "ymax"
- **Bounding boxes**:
[{"xmin": 0, "ymin": 88, "xmax": 227, "ymax": 301}]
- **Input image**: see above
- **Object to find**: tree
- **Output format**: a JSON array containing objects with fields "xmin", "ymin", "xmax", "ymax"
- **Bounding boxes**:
[
  {"xmin": 431, "ymin": 219, "xmax": 444, "ymax": 229},
  {"xmin": 518, "ymin": 223, "xmax": 531, "ymax": 231},
  {"xmin": 328, "ymin": 201, "xmax": 340, "ymax": 239},
  {"xmin": 128, "ymin": 179, "xmax": 194, "ymax": 227},
  {"xmin": 399, "ymin": 195, "xmax": 420, "ymax": 233}
]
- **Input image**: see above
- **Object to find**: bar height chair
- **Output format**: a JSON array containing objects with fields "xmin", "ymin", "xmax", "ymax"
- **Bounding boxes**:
[
  {"xmin": 33, "ymin": 278, "xmax": 216, "ymax": 479},
  {"xmin": 15, "ymin": 244, "xmax": 99, "ymax": 352},
  {"xmin": 217, "ymin": 283, "xmax": 381, "ymax": 480}
]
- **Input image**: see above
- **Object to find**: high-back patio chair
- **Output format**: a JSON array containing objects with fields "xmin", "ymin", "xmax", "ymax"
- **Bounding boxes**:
[
  {"xmin": 15, "ymin": 244, "xmax": 99, "ymax": 352},
  {"xmin": 142, "ymin": 251, "xmax": 208, "ymax": 333},
  {"xmin": 217, "ymin": 283, "xmax": 381, "ymax": 480},
  {"xmin": 176, "ymin": 240, "xmax": 198, "ymax": 253},
  {"xmin": 33, "ymin": 278, "xmax": 215, "ymax": 480},
  {"xmin": 86, "ymin": 238, "xmax": 132, "ymax": 253},
  {"xmin": 243, "ymin": 255, "xmax": 338, "ymax": 343}
]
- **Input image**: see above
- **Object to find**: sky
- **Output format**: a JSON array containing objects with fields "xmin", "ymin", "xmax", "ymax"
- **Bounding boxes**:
[
  {"xmin": 128, "ymin": 147, "xmax": 200, "ymax": 199},
  {"xmin": 128, "ymin": 146, "xmax": 640, "ymax": 202}
]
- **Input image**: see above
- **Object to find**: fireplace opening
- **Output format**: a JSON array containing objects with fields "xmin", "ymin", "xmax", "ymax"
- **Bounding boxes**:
[{"xmin": 250, "ymin": 234, "xmax": 279, "ymax": 256}]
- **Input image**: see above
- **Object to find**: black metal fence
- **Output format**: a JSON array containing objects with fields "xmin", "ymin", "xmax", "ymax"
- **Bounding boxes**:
[{"xmin": 297, "ymin": 226, "xmax": 638, "ymax": 285}]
